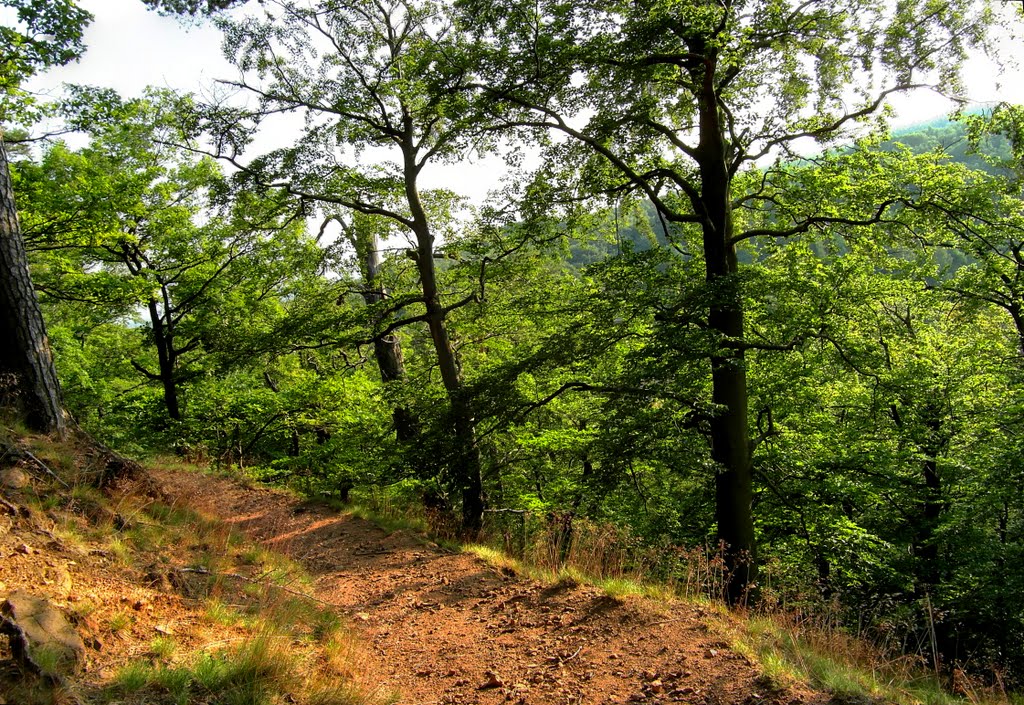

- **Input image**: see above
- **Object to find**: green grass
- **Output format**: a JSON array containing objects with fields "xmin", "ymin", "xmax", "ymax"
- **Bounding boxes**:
[
  {"xmin": 109, "ymin": 613, "xmax": 389, "ymax": 705},
  {"xmin": 342, "ymin": 503, "xmax": 428, "ymax": 535},
  {"xmin": 204, "ymin": 599, "xmax": 248, "ymax": 627},
  {"xmin": 112, "ymin": 635, "xmax": 295, "ymax": 705},
  {"xmin": 144, "ymin": 502, "xmax": 205, "ymax": 528},
  {"xmin": 728, "ymin": 613, "xmax": 968, "ymax": 705},
  {"xmin": 98, "ymin": 487, "xmax": 392, "ymax": 705},
  {"xmin": 150, "ymin": 636, "xmax": 177, "ymax": 661},
  {"xmin": 108, "ymin": 611, "xmax": 132, "ymax": 633},
  {"xmin": 84, "ymin": 452, "xmax": 1011, "ymax": 705}
]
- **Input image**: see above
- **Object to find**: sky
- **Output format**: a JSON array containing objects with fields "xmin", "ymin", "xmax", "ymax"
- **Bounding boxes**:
[
  {"xmin": 26, "ymin": 0, "xmax": 232, "ymax": 99},
  {"xmin": 19, "ymin": 0, "xmax": 1024, "ymax": 206},
  {"xmin": 23, "ymin": 0, "xmax": 504, "ymax": 206}
]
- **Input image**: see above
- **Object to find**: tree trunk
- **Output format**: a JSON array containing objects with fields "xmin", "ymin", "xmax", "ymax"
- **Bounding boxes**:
[
  {"xmin": 146, "ymin": 297, "xmax": 181, "ymax": 421},
  {"xmin": 693, "ymin": 47, "xmax": 755, "ymax": 605},
  {"xmin": 0, "ymin": 136, "xmax": 66, "ymax": 436},
  {"xmin": 355, "ymin": 227, "xmax": 417, "ymax": 441},
  {"xmin": 402, "ymin": 140, "xmax": 484, "ymax": 535}
]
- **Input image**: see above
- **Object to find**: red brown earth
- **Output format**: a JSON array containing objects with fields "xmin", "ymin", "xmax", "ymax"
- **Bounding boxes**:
[{"xmin": 151, "ymin": 467, "xmax": 833, "ymax": 705}]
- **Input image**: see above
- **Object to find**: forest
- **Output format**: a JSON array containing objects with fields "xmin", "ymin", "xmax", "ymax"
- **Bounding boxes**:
[{"xmin": 3, "ymin": 0, "xmax": 1024, "ymax": 691}]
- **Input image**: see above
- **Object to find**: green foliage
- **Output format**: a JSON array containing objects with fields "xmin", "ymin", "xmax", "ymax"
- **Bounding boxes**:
[
  {"xmin": 15, "ymin": 0, "xmax": 1024, "ymax": 689},
  {"xmin": 0, "ymin": 0, "xmax": 92, "ymax": 110}
]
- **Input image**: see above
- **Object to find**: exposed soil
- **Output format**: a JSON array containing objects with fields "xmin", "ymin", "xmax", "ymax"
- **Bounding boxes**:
[
  {"xmin": 150, "ymin": 467, "xmax": 830, "ymax": 705},
  {"xmin": 0, "ymin": 463, "xmax": 267, "ymax": 703}
]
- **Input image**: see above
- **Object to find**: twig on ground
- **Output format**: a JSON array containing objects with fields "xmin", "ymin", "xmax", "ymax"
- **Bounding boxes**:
[
  {"xmin": 644, "ymin": 617, "xmax": 686, "ymax": 627},
  {"xmin": 560, "ymin": 645, "xmax": 584, "ymax": 664},
  {"xmin": 23, "ymin": 450, "xmax": 70, "ymax": 488}
]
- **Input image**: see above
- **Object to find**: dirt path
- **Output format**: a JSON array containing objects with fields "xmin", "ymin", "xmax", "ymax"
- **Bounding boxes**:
[{"xmin": 153, "ymin": 468, "xmax": 824, "ymax": 705}]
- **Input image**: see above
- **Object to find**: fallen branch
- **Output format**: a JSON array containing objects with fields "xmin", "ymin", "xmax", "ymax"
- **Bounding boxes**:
[
  {"xmin": 0, "ymin": 496, "xmax": 26, "ymax": 517},
  {"xmin": 22, "ymin": 450, "xmax": 69, "ymax": 489}
]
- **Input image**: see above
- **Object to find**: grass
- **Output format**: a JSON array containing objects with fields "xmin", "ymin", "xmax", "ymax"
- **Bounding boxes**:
[
  {"xmin": 5, "ymin": 428, "xmax": 1001, "ymax": 705},
  {"xmin": 108, "ymin": 611, "xmax": 132, "ymax": 633},
  {"xmin": 204, "ymin": 598, "xmax": 247, "ymax": 627},
  {"xmin": 150, "ymin": 636, "xmax": 177, "ymax": 661},
  {"xmin": 0, "ymin": 428, "xmax": 389, "ymax": 705},
  {"xmin": 110, "ymin": 616, "xmax": 390, "ymax": 705},
  {"xmin": 726, "ymin": 612, "xmax": 968, "ymax": 705},
  {"xmin": 342, "ymin": 502, "xmax": 429, "ymax": 535},
  {"xmin": 96, "ymin": 535, "xmax": 391, "ymax": 705},
  {"xmin": 112, "ymin": 635, "xmax": 295, "ymax": 705}
]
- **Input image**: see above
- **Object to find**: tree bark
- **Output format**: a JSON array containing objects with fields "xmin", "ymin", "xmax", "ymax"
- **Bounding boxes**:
[
  {"xmin": 692, "ymin": 45, "xmax": 755, "ymax": 605},
  {"xmin": 402, "ymin": 136, "xmax": 484, "ymax": 536},
  {"xmin": 0, "ymin": 136, "xmax": 66, "ymax": 436},
  {"xmin": 146, "ymin": 296, "xmax": 182, "ymax": 421},
  {"xmin": 354, "ymin": 226, "xmax": 417, "ymax": 441}
]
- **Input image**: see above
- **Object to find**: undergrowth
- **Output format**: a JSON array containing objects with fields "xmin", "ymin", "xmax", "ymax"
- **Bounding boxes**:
[
  {"xmin": 19, "ymin": 432, "xmax": 1005, "ymax": 705},
  {"xmin": 97, "ymin": 498, "xmax": 389, "ymax": 705}
]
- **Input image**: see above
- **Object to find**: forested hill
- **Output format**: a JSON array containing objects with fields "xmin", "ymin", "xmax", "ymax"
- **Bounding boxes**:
[{"xmin": 16, "ymin": 103, "xmax": 1024, "ymax": 691}]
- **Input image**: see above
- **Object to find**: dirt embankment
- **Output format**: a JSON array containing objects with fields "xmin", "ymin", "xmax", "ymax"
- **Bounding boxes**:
[{"xmin": 152, "ymin": 468, "xmax": 828, "ymax": 705}]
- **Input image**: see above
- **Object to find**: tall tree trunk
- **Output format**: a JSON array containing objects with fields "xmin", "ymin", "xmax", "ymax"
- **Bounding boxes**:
[
  {"xmin": 693, "ymin": 46, "xmax": 755, "ymax": 605},
  {"xmin": 0, "ymin": 137, "xmax": 66, "ymax": 436},
  {"xmin": 914, "ymin": 406, "xmax": 952, "ymax": 667},
  {"xmin": 354, "ymin": 226, "xmax": 416, "ymax": 441},
  {"xmin": 402, "ymin": 141, "xmax": 484, "ymax": 535}
]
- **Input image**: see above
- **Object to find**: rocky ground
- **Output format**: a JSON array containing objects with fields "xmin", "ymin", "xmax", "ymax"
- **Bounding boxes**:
[
  {"xmin": 151, "ymin": 467, "xmax": 828, "ymax": 705},
  {"xmin": 0, "ymin": 442, "xmax": 836, "ymax": 705}
]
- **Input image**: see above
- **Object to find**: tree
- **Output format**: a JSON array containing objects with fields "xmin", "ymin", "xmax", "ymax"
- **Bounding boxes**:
[
  {"xmin": 335, "ymin": 212, "xmax": 417, "ymax": 442},
  {"xmin": 462, "ymin": 0, "xmax": 997, "ymax": 602},
  {"xmin": 209, "ymin": 0, "xmax": 495, "ymax": 532},
  {"xmin": 17, "ymin": 91, "xmax": 314, "ymax": 425},
  {"xmin": 0, "ymin": 0, "xmax": 92, "ymax": 434},
  {"xmin": 932, "ymin": 106, "xmax": 1024, "ymax": 359}
]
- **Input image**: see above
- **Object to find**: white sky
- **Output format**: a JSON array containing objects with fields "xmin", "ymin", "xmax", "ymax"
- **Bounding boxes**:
[{"xmin": 19, "ymin": 0, "xmax": 1024, "ymax": 206}]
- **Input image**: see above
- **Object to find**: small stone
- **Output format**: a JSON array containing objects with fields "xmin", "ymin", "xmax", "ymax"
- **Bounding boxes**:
[
  {"xmin": 416, "ymin": 668, "xmax": 433, "ymax": 677},
  {"xmin": 16, "ymin": 543, "xmax": 31, "ymax": 555},
  {"xmin": 154, "ymin": 624, "xmax": 172, "ymax": 635},
  {"xmin": 1, "ymin": 468, "xmax": 28, "ymax": 490},
  {"xmin": 47, "ymin": 567, "xmax": 73, "ymax": 598},
  {"xmin": 642, "ymin": 670, "xmax": 659, "ymax": 681},
  {"xmin": 354, "ymin": 612, "xmax": 370, "ymax": 622},
  {"xmin": 479, "ymin": 671, "xmax": 504, "ymax": 689},
  {"xmin": 704, "ymin": 648, "xmax": 718, "ymax": 658},
  {"xmin": 648, "ymin": 680, "xmax": 664, "ymax": 694}
]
